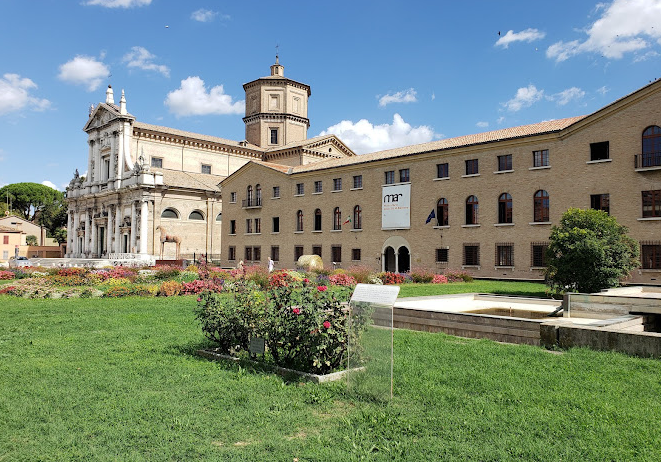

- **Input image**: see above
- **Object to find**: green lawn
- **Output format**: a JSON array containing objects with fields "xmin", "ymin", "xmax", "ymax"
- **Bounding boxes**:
[
  {"xmin": 2, "ymin": 293, "xmax": 660, "ymax": 461},
  {"xmin": 397, "ymin": 280, "xmax": 550, "ymax": 298}
]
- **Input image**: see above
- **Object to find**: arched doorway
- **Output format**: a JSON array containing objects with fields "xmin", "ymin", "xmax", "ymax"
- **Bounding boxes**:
[
  {"xmin": 382, "ymin": 236, "xmax": 412, "ymax": 273},
  {"xmin": 398, "ymin": 247, "xmax": 410, "ymax": 273}
]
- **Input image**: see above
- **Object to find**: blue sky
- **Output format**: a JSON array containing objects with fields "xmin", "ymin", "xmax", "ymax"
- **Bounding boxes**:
[{"xmin": 1, "ymin": 0, "xmax": 660, "ymax": 191}]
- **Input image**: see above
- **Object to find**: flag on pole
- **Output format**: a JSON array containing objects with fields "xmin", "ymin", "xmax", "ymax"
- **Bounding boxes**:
[
  {"xmin": 425, "ymin": 209, "xmax": 436, "ymax": 224},
  {"xmin": 343, "ymin": 216, "xmax": 352, "ymax": 225}
]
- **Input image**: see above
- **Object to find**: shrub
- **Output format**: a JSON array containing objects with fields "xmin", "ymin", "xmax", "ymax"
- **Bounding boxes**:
[
  {"xmin": 328, "ymin": 273, "xmax": 356, "ymax": 287},
  {"xmin": 432, "ymin": 274, "xmax": 448, "ymax": 284},
  {"xmin": 378, "ymin": 272, "xmax": 406, "ymax": 285},
  {"xmin": 159, "ymin": 280, "xmax": 183, "ymax": 296},
  {"xmin": 409, "ymin": 268, "xmax": 435, "ymax": 283},
  {"xmin": 50, "ymin": 274, "xmax": 90, "ymax": 286},
  {"xmin": 153, "ymin": 265, "xmax": 182, "ymax": 280},
  {"xmin": 57, "ymin": 267, "xmax": 88, "ymax": 277},
  {"xmin": 103, "ymin": 286, "xmax": 133, "ymax": 298},
  {"xmin": 244, "ymin": 265, "xmax": 269, "ymax": 289},
  {"xmin": 346, "ymin": 265, "xmax": 373, "ymax": 284},
  {"xmin": 181, "ymin": 279, "xmax": 223, "ymax": 295},
  {"xmin": 443, "ymin": 269, "xmax": 473, "ymax": 283},
  {"xmin": 0, "ymin": 271, "xmax": 15, "ymax": 280}
]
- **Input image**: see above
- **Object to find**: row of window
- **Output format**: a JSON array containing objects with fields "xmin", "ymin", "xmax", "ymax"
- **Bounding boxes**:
[
  {"xmin": 150, "ymin": 157, "xmax": 212, "ymax": 174},
  {"xmin": 298, "ymin": 206, "xmax": 362, "ymax": 231},
  {"xmin": 433, "ymin": 243, "xmax": 550, "ymax": 267},
  {"xmin": 161, "ymin": 208, "xmax": 221, "ymax": 221},
  {"xmin": 296, "ymin": 175, "xmax": 363, "ymax": 196},
  {"xmin": 228, "ymin": 245, "xmax": 362, "ymax": 263}
]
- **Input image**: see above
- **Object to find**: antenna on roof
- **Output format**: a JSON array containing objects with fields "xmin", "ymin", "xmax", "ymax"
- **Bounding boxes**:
[{"xmin": 275, "ymin": 44, "xmax": 279, "ymax": 64}]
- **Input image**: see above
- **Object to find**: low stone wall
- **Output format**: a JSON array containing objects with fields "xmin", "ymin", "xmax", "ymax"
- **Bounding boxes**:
[
  {"xmin": 373, "ymin": 307, "xmax": 543, "ymax": 346},
  {"xmin": 567, "ymin": 293, "xmax": 661, "ymax": 319}
]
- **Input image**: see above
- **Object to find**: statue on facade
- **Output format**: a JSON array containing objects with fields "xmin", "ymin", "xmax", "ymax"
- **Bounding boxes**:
[{"xmin": 155, "ymin": 226, "xmax": 181, "ymax": 260}]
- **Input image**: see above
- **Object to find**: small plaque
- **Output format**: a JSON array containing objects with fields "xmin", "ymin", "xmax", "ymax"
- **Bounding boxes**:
[
  {"xmin": 249, "ymin": 337, "xmax": 265, "ymax": 355},
  {"xmin": 351, "ymin": 283, "xmax": 400, "ymax": 306}
]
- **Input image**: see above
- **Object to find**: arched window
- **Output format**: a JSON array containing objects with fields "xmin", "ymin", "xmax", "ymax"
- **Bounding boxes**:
[
  {"xmin": 353, "ymin": 205, "xmax": 362, "ymax": 230},
  {"xmin": 161, "ymin": 208, "xmax": 179, "ymax": 219},
  {"xmin": 642, "ymin": 126, "xmax": 661, "ymax": 168},
  {"xmin": 216, "ymin": 212, "xmax": 222, "ymax": 222},
  {"xmin": 533, "ymin": 190, "xmax": 550, "ymax": 222},
  {"xmin": 465, "ymin": 195, "xmax": 478, "ymax": 225},
  {"xmin": 189, "ymin": 210, "xmax": 205, "ymax": 220},
  {"xmin": 255, "ymin": 184, "xmax": 262, "ymax": 205},
  {"xmin": 314, "ymin": 208, "xmax": 322, "ymax": 231},
  {"xmin": 333, "ymin": 207, "xmax": 342, "ymax": 230},
  {"xmin": 296, "ymin": 210, "xmax": 303, "ymax": 232},
  {"xmin": 247, "ymin": 185, "xmax": 253, "ymax": 206},
  {"xmin": 498, "ymin": 193, "xmax": 513, "ymax": 224},
  {"xmin": 436, "ymin": 198, "xmax": 449, "ymax": 226}
]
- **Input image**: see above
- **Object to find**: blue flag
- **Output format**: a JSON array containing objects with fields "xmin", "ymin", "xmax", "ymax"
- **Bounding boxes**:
[{"xmin": 425, "ymin": 209, "xmax": 436, "ymax": 224}]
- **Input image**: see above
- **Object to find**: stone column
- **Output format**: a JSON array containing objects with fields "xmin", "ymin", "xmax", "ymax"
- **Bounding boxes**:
[
  {"xmin": 83, "ymin": 212, "xmax": 90, "ymax": 256},
  {"xmin": 87, "ymin": 140, "xmax": 94, "ymax": 183},
  {"xmin": 106, "ymin": 206, "xmax": 113, "ymax": 256},
  {"xmin": 115, "ymin": 129, "xmax": 123, "ymax": 189},
  {"xmin": 95, "ymin": 136, "xmax": 101, "ymax": 183},
  {"xmin": 130, "ymin": 201, "xmax": 137, "ymax": 253},
  {"xmin": 139, "ymin": 200, "xmax": 149, "ymax": 254},
  {"xmin": 90, "ymin": 212, "xmax": 97, "ymax": 257},
  {"xmin": 114, "ymin": 204, "xmax": 122, "ymax": 253},
  {"xmin": 67, "ymin": 211, "xmax": 74, "ymax": 257},
  {"xmin": 73, "ymin": 212, "xmax": 80, "ymax": 257}
]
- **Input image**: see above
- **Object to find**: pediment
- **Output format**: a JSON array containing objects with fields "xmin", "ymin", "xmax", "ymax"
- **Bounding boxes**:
[{"xmin": 83, "ymin": 103, "xmax": 134, "ymax": 132}]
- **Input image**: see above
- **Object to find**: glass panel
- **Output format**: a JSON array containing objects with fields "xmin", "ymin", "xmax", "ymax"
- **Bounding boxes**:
[{"xmin": 347, "ymin": 284, "xmax": 399, "ymax": 402}]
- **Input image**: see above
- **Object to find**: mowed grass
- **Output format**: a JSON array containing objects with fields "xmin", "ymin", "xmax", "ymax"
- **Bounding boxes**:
[
  {"xmin": 1, "ymin": 290, "xmax": 661, "ymax": 461},
  {"xmin": 398, "ymin": 280, "xmax": 550, "ymax": 298}
]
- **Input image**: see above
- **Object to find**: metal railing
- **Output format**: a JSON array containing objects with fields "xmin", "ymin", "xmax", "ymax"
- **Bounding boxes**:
[
  {"xmin": 635, "ymin": 152, "xmax": 661, "ymax": 169},
  {"xmin": 241, "ymin": 198, "xmax": 262, "ymax": 208}
]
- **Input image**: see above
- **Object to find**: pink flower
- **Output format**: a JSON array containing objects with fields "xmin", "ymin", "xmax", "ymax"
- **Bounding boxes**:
[
  {"xmin": 197, "ymin": 297, "xmax": 201, "ymax": 302},
  {"xmin": 323, "ymin": 321, "xmax": 331, "ymax": 329},
  {"xmin": 317, "ymin": 285, "xmax": 328, "ymax": 292},
  {"xmin": 292, "ymin": 307, "xmax": 301, "ymax": 315}
]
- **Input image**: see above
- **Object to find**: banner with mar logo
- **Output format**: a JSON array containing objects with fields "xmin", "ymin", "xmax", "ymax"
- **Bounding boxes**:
[{"xmin": 381, "ymin": 183, "xmax": 411, "ymax": 229}]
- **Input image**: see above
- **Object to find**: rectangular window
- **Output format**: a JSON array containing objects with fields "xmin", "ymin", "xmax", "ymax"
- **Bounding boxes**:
[
  {"xmin": 151, "ymin": 157, "xmax": 163, "ymax": 168},
  {"xmin": 531, "ymin": 242, "xmax": 549, "ymax": 267},
  {"xmin": 333, "ymin": 178, "xmax": 342, "ymax": 191},
  {"xmin": 465, "ymin": 159, "xmax": 479, "ymax": 175},
  {"xmin": 590, "ymin": 141, "xmax": 609, "ymax": 161},
  {"xmin": 254, "ymin": 218, "xmax": 261, "ymax": 234},
  {"xmin": 253, "ymin": 246, "xmax": 261, "ymax": 262},
  {"xmin": 103, "ymin": 157, "xmax": 110, "ymax": 180},
  {"xmin": 533, "ymin": 149, "xmax": 549, "ymax": 167},
  {"xmin": 230, "ymin": 192, "xmax": 237, "ymax": 203},
  {"xmin": 229, "ymin": 220, "xmax": 236, "ymax": 234},
  {"xmin": 271, "ymin": 246, "xmax": 280, "ymax": 262},
  {"xmin": 245, "ymin": 246, "xmax": 253, "ymax": 261},
  {"xmin": 436, "ymin": 163, "xmax": 449, "ymax": 179},
  {"xmin": 294, "ymin": 246, "xmax": 304, "ymax": 261},
  {"xmin": 228, "ymin": 246, "xmax": 236, "ymax": 261},
  {"xmin": 590, "ymin": 194, "xmax": 610, "ymax": 214},
  {"xmin": 2, "ymin": 250, "xmax": 7, "ymax": 260},
  {"xmin": 463, "ymin": 244, "xmax": 480, "ymax": 266},
  {"xmin": 497, "ymin": 154, "xmax": 512, "ymax": 171},
  {"xmin": 642, "ymin": 190, "xmax": 661, "ymax": 218},
  {"xmin": 272, "ymin": 186, "xmax": 280, "ymax": 198},
  {"xmin": 270, "ymin": 128, "xmax": 278, "ymax": 144},
  {"xmin": 353, "ymin": 175, "xmax": 363, "ymax": 189},
  {"xmin": 399, "ymin": 168, "xmax": 410, "ymax": 183},
  {"xmin": 201, "ymin": 164, "xmax": 211, "ymax": 174},
  {"xmin": 3, "ymin": 236, "xmax": 8, "ymax": 245},
  {"xmin": 296, "ymin": 183, "xmax": 304, "ymax": 195},
  {"xmin": 352, "ymin": 248, "xmax": 361, "ymax": 261},
  {"xmin": 269, "ymin": 95, "xmax": 279, "ymax": 109},
  {"xmin": 384, "ymin": 170, "xmax": 395, "ymax": 184},
  {"xmin": 331, "ymin": 245, "xmax": 342, "ymax": 263},
  {"xmin": 641, "ymin": 243, "xmax": 661, "ymax": 269},
  {"xmin": 272, "ymin": 216, "xmax": 279, "ymax": 233},
  {"xmin": 245, "ymin": 219, "xmax": 252, "ymax": 234},
  {"xmin": 436, "ymin": 248, "xmax": 449, "ymax": 263},
  {"xmin": 495, "ymin": 244, "xmax": 514, "ymax": 267},
  {"xmin": 312, "ymin": 246, "xmax": 322, "ymax": 257},
  {"xmin": 314, "ymin": 180, "xmax": 323, "ymax": 193}
]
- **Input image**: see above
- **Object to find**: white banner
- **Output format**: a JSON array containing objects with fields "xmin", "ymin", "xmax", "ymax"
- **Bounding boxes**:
[{"xmin": 382, "ymin": 183, "xmax": 410, "ymax": 229}]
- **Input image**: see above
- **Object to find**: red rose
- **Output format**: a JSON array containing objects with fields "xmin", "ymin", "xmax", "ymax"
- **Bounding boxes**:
[
  {"xmin": 303, "ymin": 278, "xmax": 310, "ymax": 283},
  {"xmin": 317, "ymin": 285, "xmax": 327, "ymax": 292},
  {"xmin": 292, "ymin": 307, "xmax": 301, "ymax": 315},
  {"xmin": 323, "ymin": 321, "xmax": 331, "ymax": 329}
]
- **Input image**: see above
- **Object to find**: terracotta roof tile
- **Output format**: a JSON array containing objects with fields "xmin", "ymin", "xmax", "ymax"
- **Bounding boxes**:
[
  {"xmin": 153, "ymin": 168, "xmax": 225, "ymax": 191},
  {"xmin": 133, "ymin": 122, "xmax": 263, "ymax": 152}
]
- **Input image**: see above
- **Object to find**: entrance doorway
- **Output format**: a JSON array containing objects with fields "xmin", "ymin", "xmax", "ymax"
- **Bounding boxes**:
[{"xmin": 381, "ymin": 236, "xmax": 412, "ymax": 273}]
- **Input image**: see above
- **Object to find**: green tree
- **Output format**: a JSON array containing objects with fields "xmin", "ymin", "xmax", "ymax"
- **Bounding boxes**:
[
  {"xmin": 26, "ymin": 235, "xmax": 38, "ymax": 246},
  {"xmin": 546, "ymin": 208, "xmax": 639, "ymax": 293},
  {"xmin": 0, "ymin": 183, "xmax": 64, "ymax": 222},
  {"xmin": 51, "ymin": 228, "xmax": 67, "ymax": 245}
]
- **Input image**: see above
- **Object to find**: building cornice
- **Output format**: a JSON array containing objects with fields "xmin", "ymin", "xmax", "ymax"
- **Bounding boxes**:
[{"xmin": 242, "ymin": 112, "xmax": 310, "ymax": 128}]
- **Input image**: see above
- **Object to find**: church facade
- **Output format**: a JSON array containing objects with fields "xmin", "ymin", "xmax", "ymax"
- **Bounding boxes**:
[{"xmin": 65, "ymin": 59, "xmax": 354, "ymax": 261}]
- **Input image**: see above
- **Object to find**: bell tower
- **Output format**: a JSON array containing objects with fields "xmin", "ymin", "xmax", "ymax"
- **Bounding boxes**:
[{"xmin": 242, "ymin": 56, "xmax": 311, "ymax": 148}]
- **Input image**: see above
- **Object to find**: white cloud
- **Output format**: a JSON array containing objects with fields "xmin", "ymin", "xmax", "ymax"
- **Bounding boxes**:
[
  {"xmin": 503, "ymin": 85, "xmax": 544, "ymax": 112},
  {"xmin": 41, "ymin": 180, "xmax": 59, "ymax": 191},
  {"xmin": 165, "ymin": 76, "xmax": 244, "ymax": 116},
  {"xmin": 633, "ymin": 50, "xmax": 660, "ymax": 62},
  {"xmin": 553, "ymin": 87, "xmax": 585, "ymax": 106},
  {"xmin": 596, "ymin": 85, "xmax": 609, "ymax": 95},
  {"xmin": 378, "ymin": 88, "xmax": 418, "ymax": 107},
  {"xmin": 0, "ymin": 74, "xmax": 51, "ymax": 115},
  {"xmin": 84, "ymin": 0, "xmax": 151, "ymax": 7},
  {"xmin": 123, "ymin": 46, "xmax": 170, "ymax": 77},
  {"xmin": 319, "ymin": 113, "xmax": 439, "ymax": 154},
  {"xmin": 495, "ymin": 28, "xmax": 546, "ymax": 48},
  {"xmin": 547, "ymin": 0, "xmax": 661, "ymax": 62},
  {"xmin": 476, "ymin": 121, "xmax": 489, "ymax": 128},
  {"xmin": 431, "ymin": 92, "xmax": 435, "ymax": 101},
  {"xmin": 191, "ymin": 8, "xmax": 218, "ymax": 22},
  {"xmin": 497, "ymin": 116, "xmax": 505, "ymax": 124},
  {"xmin": 58, "ymin": 55, "xmax": 110, "ymax": 91}
]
